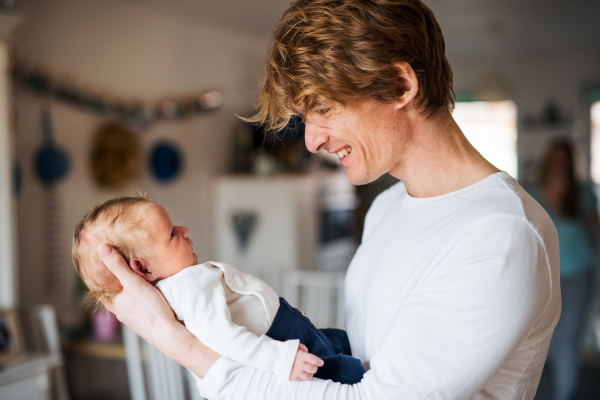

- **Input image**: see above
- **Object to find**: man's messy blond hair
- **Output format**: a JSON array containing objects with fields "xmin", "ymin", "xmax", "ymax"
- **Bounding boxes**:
[
  {"xmin": 245, "ymin": 0, "xmax": 455, "ymax": 131},
  {"xmin": 72, "ymin": 196, "xmax": 155, "ymax": 310}
]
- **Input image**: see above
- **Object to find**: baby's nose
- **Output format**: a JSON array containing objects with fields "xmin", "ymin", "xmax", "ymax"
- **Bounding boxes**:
[{"xmin": 180, "ymin": 226, "xmax": 189, "ymax": 238}]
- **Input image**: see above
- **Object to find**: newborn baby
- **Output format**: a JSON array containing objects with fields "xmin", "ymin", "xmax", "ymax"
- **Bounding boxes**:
[{"xmin": 72, "ymin": 196, "xmax": 365, "ymax": 385}]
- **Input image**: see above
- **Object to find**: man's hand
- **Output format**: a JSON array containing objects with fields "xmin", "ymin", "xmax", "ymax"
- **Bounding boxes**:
[
  {"xmin": 98, "ymin": 244, "xmax": 177, "ymax": 346},
  {"xmin": 289, "ymin": 343, "xmax": 324, "ymax": 381},
  {"xmin": 97, "ymin": 244, "xmax": 220, "ymax": 377}
]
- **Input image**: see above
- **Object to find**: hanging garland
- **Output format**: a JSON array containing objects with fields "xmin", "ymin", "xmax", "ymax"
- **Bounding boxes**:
[{"xmin": 12, "ymin": 60, "xmax": 224, "ymax": 128}]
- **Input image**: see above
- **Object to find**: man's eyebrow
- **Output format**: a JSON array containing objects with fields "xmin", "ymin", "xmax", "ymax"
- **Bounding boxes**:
[{"xmin": 303, "ymin": 116, "xmax": 332, "ymax": 130}]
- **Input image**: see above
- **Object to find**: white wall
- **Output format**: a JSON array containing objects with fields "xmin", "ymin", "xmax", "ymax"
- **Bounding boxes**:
[{"xmin": 13, "ymin": 0, "xmax": 266, "ymax": 319}]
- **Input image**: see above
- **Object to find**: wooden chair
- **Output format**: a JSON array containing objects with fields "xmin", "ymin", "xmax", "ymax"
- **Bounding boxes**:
[{"xmin": 28, "ymin": 305, "xmax": 70, "ymax": 400}]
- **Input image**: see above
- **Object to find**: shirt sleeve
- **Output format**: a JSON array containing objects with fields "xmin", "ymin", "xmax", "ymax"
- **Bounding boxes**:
[
  {"xmin": 201, "ymin": 216, "xmax": 558, "ymax": 400},
  {"xmin": 158, "ymin": 266, "xmax": 299, "ymax": 381}
]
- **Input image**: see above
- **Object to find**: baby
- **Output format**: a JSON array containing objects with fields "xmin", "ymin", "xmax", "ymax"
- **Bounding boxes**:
[{"xmin": 72, "ymin": 196, "xmax": 365, "ymax": 385}]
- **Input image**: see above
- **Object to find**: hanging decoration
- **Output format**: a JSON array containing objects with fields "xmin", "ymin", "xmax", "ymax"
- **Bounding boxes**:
[
  {"xmin": 33, "ymin": 106, "xmax": 70, "ymax": 302},
  {"xmin": 35, "ymin": 107, "xmax": 71, "ymax": 185},
  {"xmin": 231, "ymin": 211, "xmax": 258, "ymax": 254},
  {"xmin": 91, "ymin": 123, "xmax": 140, "ymax": 189},
  {"xmin": 149, "ymin": 141, "xmax": 183, "ymax": 183},
  {"xmin": 12, "ymin": 60, "xmax": 224, "ymax": 128},
  {"xmin": 41, "ymin": 186, "xmax": 67, "ymax": 301}
]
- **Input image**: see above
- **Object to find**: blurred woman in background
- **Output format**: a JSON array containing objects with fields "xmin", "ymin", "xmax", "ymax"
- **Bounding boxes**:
[{"xmin": 529, "ymin": 139, "xmax": 600, "ymax": 400}]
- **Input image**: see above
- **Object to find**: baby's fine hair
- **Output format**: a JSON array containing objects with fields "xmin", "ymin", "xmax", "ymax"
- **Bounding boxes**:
[{"xmin": 72, "ymin": 196, "xmax": 155, "ymax": 309}]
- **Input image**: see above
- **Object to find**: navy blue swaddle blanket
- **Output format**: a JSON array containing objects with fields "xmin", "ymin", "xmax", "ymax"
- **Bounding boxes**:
[{"xmin": 265, "ymin": 297, "xmax": 365, "ymax": 384}]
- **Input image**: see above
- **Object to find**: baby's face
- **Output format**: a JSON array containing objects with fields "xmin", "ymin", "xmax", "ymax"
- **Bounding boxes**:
[{"xmin": 140, "ymin": 203, "xmax": 198, "ymax": 280}]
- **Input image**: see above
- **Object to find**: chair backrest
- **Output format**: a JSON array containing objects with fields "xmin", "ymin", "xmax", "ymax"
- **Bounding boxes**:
[
  {"xmin": 29, "ymin": 304, "xmax": 70, "ymax": 400},
  {"xmin": 282, "ymin": 270, "xmax": 346, "ymax": 329},
  {"xmin": 123, "ymin": 327, "xmax": 205, "ymax": 400},
  {"xmin": 29, "ymin": 305, "xmax": 61, "ymax": 355}
]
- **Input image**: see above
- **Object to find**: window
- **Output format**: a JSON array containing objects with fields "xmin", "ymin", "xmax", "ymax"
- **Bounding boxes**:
[{"xmin": 452, "ymin": 100, "xmax": 518, "ymax": 179}]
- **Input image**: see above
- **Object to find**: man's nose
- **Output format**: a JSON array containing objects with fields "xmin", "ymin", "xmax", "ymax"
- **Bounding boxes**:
[{"xmin": 304, "ymin": 123, "xmax": 328, "ymax": 153}]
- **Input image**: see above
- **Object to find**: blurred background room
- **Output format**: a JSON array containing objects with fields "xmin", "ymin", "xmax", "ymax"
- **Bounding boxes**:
[{"xmin": 0, "ymin": 0, "xmax": 599, "ymax": 399}]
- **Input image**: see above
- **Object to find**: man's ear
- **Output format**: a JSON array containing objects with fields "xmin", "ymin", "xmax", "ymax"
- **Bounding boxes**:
[
  {"xmin": 391, "ymin": 61, "xmax": 419, "ymax": 110},
  {"xmin": 129, "ymin": 258, "xmax": 154, "ymax": 282}
]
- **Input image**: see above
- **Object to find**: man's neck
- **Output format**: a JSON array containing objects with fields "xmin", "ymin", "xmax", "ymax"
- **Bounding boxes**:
[{"xmin": 390, "ymin": 110, "xmax": 500, "ymax": 198}]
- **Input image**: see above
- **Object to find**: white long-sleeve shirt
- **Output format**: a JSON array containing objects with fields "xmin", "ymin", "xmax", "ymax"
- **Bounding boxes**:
[
  {"xmin": 200, "ymin": 172, "xmax": 561, "ymax": 400},
  {"xmin": 157, "ymin": 262, "xmax": 299, "ymax": 381}
]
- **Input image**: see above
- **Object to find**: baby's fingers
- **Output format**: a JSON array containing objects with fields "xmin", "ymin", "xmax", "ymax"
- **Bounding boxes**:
[
  {"xmin": 298, "ymin": 371, "xmax": 313, "ymax": 381},
  {"xmin": 305, "ymin": 352, "xmax": 324, "ymax": 367},
  {"xmin": 303, "ymin": 363, "xmax": 319, "ymax": 375}
]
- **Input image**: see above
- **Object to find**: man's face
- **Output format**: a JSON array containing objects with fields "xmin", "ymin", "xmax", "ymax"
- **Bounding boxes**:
[
  {"xmin": 142, "ymin": 203, "xmax": 198, "ymax": 279},
  {"xmin": 304, "ymin": 97, "xmax": 409, "ymax": 185}
]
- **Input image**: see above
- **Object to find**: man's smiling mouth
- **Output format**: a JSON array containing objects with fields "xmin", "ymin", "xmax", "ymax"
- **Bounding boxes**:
[{"xmin": 336, "ymin": 147, "xmax": 352, "ymax": 159}]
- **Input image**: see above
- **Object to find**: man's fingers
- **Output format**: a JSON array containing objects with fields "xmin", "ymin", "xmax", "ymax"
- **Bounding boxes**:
[
  {"xmin": 97, "ymin": 244, "xmax": 140, "ymax": 287},
  {"xmin": 298, "ymin": 343, "xmax": 308, "ymax": 352}
]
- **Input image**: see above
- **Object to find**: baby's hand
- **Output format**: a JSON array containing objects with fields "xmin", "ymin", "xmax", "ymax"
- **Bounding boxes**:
[{"xmin": 290, "ymin": 343, "xmax": 324, "ymax": 381}]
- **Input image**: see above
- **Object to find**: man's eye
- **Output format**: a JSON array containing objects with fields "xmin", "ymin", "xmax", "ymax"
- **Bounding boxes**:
[
  {"xmin": 171, "ymin": 231, "xmax": 175, "ymax": 238},
  {"xmin": 316, "ymin": 108, "xmax": 330, "ymax": 115}
]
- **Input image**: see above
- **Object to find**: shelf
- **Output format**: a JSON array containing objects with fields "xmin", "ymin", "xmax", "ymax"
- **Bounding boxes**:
[{"xmin": 63, "ymin": 340, "xmax": 126, "ymax": 361}]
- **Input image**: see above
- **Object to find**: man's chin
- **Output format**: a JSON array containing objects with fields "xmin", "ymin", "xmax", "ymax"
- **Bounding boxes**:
[
  {"xmin": 346, "ymin": 169, "xmax": 381, "ymax": 186},
  {"xmin": 192, "ymin": 253, "xmax": 199, "ymax": 265}
]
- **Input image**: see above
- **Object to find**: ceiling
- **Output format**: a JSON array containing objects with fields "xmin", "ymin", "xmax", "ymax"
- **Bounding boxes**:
[{"xmin": 114, "ymin": 0, "xmax": 600, "ymax": 56}]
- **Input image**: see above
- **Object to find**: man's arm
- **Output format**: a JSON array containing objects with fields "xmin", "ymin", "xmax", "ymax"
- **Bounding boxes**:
[{"xmin": 199, "ymin": 217, "xmax": 559, "ymax": 399}]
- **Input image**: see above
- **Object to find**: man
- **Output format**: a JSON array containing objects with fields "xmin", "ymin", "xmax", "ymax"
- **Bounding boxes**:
[{"xmin": 100, "ymin": 1, "xmax": 560, "ymax": 398}]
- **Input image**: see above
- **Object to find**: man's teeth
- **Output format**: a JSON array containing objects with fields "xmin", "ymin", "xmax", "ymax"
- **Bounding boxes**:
[{"xmin": 336, "ymin": 147, "xmax": 352, "ymax": 158}]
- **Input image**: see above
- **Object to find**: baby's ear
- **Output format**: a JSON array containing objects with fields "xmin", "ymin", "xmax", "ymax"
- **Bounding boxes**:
[{"xmin": 129, "ymin": 258, "xmax": 154, "ymax": 282}]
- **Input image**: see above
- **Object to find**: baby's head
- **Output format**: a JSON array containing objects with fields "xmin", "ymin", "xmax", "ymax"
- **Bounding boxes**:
[{"xmin": 72, "ymin": 196, "xmax": 198, "ymax": 309}]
